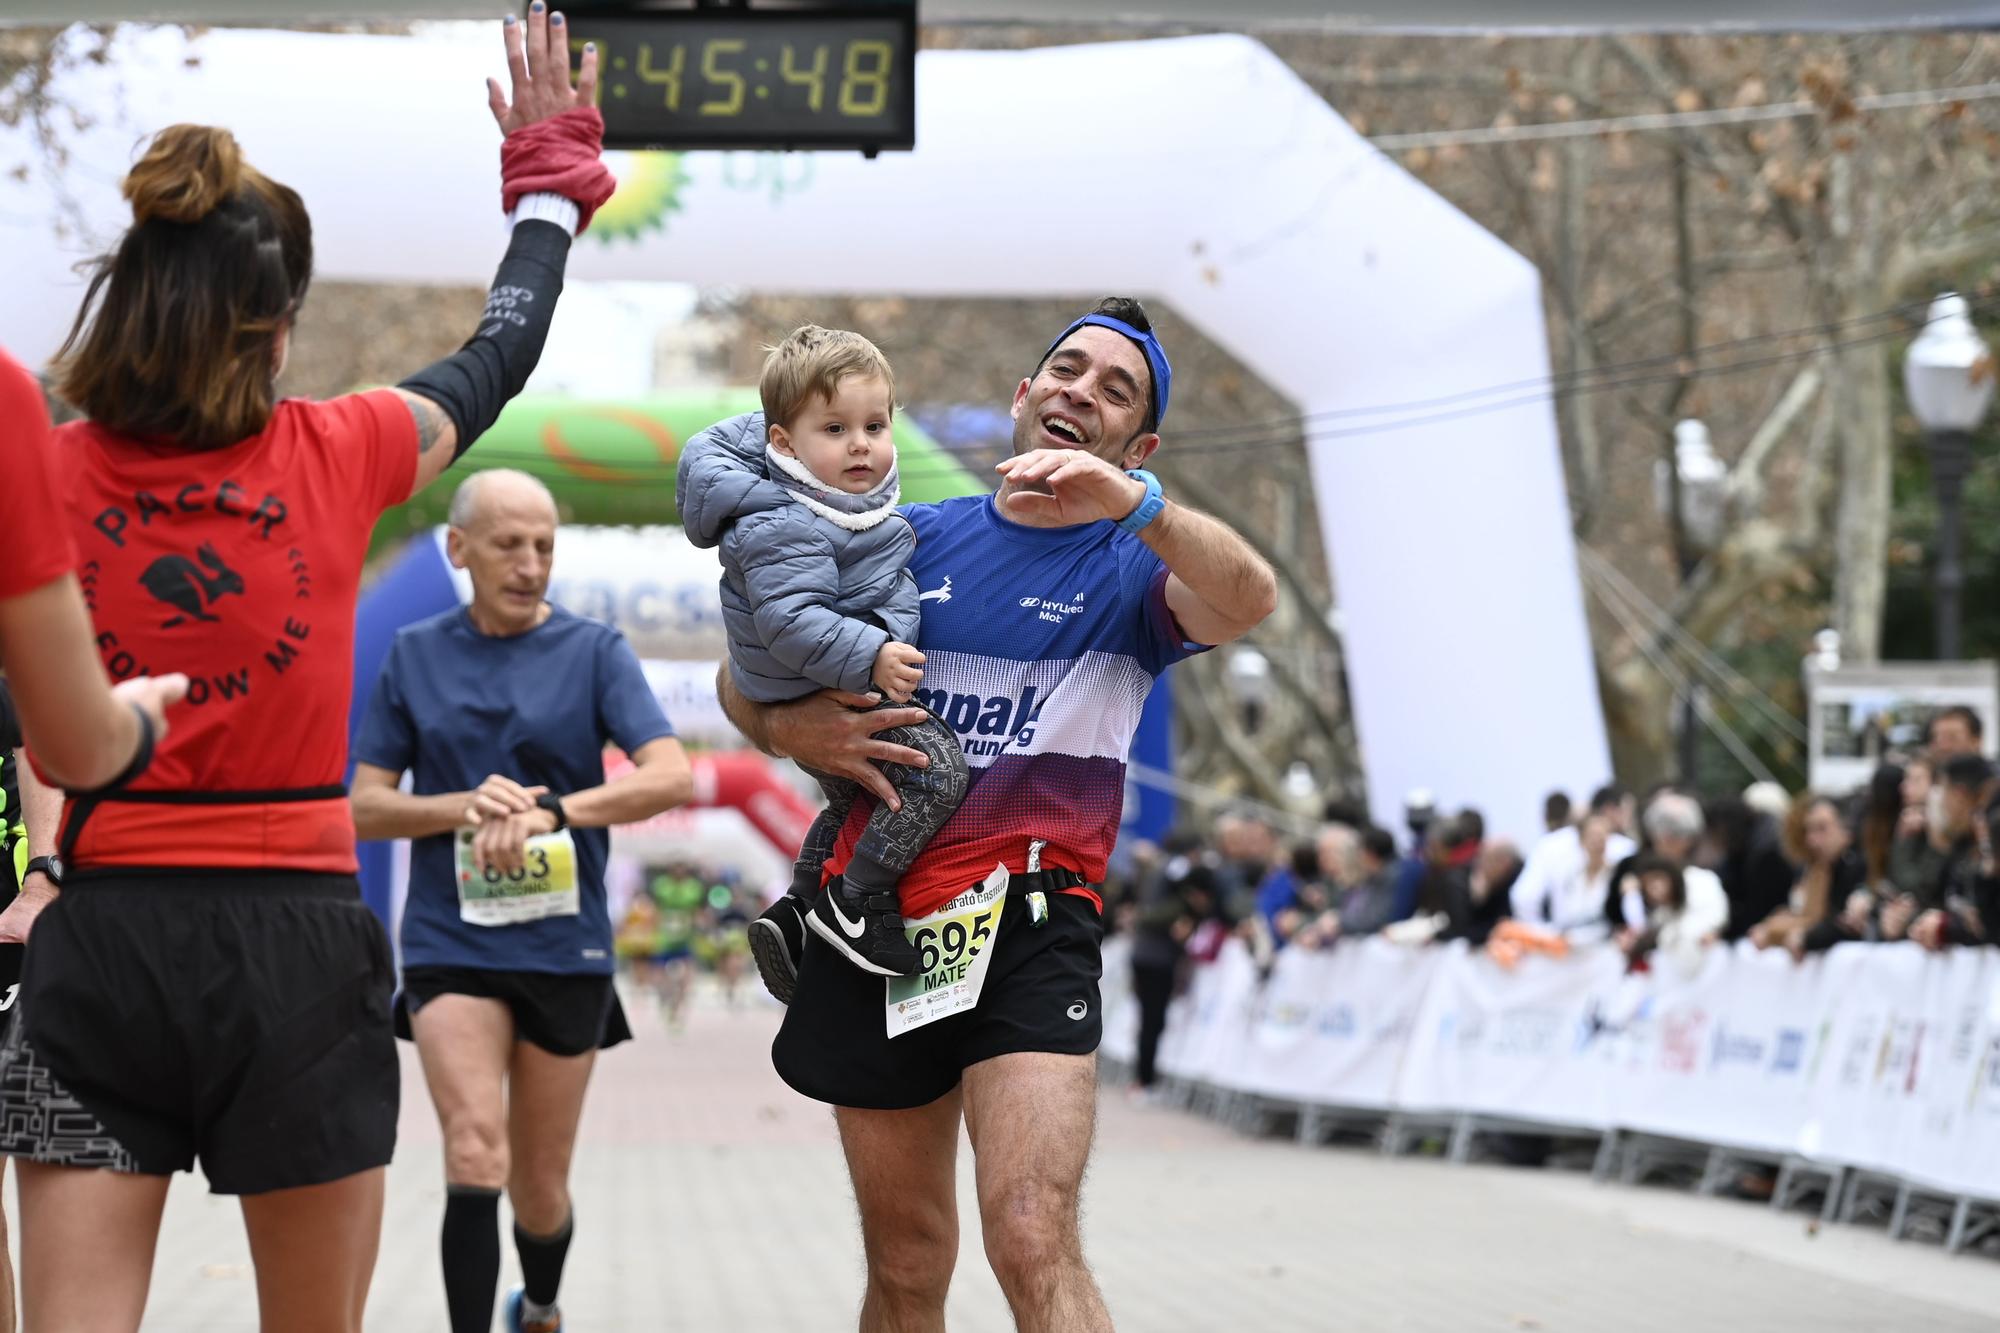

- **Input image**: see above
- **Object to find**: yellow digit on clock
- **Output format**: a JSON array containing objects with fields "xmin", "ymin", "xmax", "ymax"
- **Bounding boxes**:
[
  {"xmin": 701, "ymin": 39, "xmax": 748, "ymax": 116},
  {"xmin": 780, "ymin": 42, "xmax": 828, "ymax": 112},
  {"xmin": 838, "ymin": 40, "xmax": 893, "ymax": 117},
  {"xmin": 636, "ymin": 42, "xmax": 685, "ymax": 111}
]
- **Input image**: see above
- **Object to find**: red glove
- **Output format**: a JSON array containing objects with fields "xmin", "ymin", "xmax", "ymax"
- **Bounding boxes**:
[{"xmin": 500, "ymin": 107, "xmax": 618, "ymax": 235}]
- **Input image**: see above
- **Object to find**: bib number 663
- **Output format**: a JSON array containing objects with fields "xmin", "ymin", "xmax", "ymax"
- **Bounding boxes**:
[
  {"xmin": 911, "ymin": 909, "xmax": 995, "ymax": 975},
  {"xmin": 482, "ymin": 846, "xmax": 552, "ymax": 885}
]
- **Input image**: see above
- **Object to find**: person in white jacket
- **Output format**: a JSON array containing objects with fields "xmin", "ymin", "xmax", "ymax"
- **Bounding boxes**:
[
  {"xmin": 1623, "ymin": 852, "xmax": 1729, "ymax": 977},
  {"xmin": 1510, "ymin": 785, "xmax": 1637, "ymax": 940}
]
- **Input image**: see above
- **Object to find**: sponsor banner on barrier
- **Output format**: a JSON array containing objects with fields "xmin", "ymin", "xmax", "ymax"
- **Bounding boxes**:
[
  {"xmin": 1100, "ymin": 937, "xmax": 1139, "ymax": 1066},
  {"xmin": 1395, "ymin": 941, "xmax": 1624, "ymax": 1129},
  {"xmin": 1896, "ymin": 947, "xmax": 1995, "ymax": 1196},
  {"xmin": 1137, "ymin": 935, "xmax": 2000, "ymax": 1203},
  {"xmin": 1160, "ymin": 944, "xmax": 1262, "ymax": 1087},
  {"xmin": 1606, "ymin": 943, "xmax": 1822, "ymax": 1154},
  {"xmin": 1958, "ymin": 953, "xmax": 2000, "ymax": 1199},
  {"xmin": 1228, "ymin": 940, "xmax": 1440, "ymax": 1110},
  {"xmin": 1802, "ymin": 945, "xmax": 1928, "ymax": 1176}
]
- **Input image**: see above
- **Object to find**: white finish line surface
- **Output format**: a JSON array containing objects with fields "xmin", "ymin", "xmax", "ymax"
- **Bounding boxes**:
[{"xmin": 109, "ymin": 985, "xmax": 2000, "ymax": 1332}]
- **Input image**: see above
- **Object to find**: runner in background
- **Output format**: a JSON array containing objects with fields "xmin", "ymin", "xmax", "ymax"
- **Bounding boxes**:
[
  {"xmin": 350, "ymin": 470, "xmax": 691, "ymax": 1333},
  {"xmin": 0, "ymin": 11, "xmax": 610, "ymax": 1329},
  {"xmin": 648, "ymin": 864, "xmax": 705, "ymax": 1031}
]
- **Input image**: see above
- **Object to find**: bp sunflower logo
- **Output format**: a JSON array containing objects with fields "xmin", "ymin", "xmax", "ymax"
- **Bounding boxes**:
[{"xmin": 589, "ymin": 151, "xmax": 688, "ymax": 244}]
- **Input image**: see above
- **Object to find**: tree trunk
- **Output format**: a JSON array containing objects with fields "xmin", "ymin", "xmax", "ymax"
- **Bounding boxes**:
[
  {"xmin": 1830, "ymin": 321, "xmax": 1893, "ymax": 662},
  {"xmin": 1827, "ymin": 145, "xmax": 1894, "ymax": 664}
]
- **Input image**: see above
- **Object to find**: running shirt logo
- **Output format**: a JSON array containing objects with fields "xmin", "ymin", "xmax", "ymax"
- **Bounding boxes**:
[
  {"xmin": 81, "ymin": 474, "xmax": 316, "ymax": 712},
  {"xmin": 919, "ymin": 575, "xmax": 953, "ymax": 604},
  {"xmin": 140, "ymin": 543, "xmax": 245, "ymax": 628},
  {"xmin": 1019, "ymin": 591, "xmax": 1085, "ymax": 624},
  {"xmin": 916, "ymin": 682, "xmax": 1047, "ymax": 757}
]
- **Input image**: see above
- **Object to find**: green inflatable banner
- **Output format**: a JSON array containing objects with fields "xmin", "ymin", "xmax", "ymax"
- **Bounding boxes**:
[{"xmin": 373, "ymin": 390, "xmax": 987, "ymax": 549}]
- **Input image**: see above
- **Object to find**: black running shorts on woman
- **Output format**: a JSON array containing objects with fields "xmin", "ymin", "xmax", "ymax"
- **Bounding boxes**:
[
  {"xmin": 772, "ymin": 870, "xmax": 1106, "ymax": 1110},
  {"xmin": 0, "ymin": 873, "xmax": 398, "ymax": 1195}
]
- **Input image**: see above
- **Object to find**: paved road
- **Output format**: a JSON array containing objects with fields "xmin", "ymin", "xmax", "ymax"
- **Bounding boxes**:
[{"xmin": 131, "ymin": 983, "xmax": 2000, "ymax": 1331}]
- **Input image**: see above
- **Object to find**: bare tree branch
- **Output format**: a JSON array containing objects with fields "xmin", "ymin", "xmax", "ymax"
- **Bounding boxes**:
[
  {"xmin": 1886, "ymin": 221, "xmax": 2000, "ymax": 293},
  {"xmin": 1726, "ymin": 360, "xmax": 1825, "ymax": 512}
]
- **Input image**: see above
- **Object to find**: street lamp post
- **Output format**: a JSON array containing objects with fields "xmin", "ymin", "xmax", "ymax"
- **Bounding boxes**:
[
  {"xmin": 1655, "ymin": 419, "xmax": 1727, "ymax": 786},
  {"xmin": 1224, "ymin": 644, "xmax": 1272, "ymax": 736},
  {"xmin": 1904, "ymin": 293, "xmax": 1996, "ymax": 662}
]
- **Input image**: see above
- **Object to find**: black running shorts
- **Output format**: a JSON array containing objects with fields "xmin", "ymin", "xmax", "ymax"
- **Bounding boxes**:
[
  {"xmin": 773, "ymin": 874, "xmax": 1106, "ymax": 1110},
  {"xmin": 0, "ymin": 871, "xmax": 398, "ymax": 1195},
  {"xmin": 396, "ymin": 966, "xmax": 631, "ymax": 1058}
]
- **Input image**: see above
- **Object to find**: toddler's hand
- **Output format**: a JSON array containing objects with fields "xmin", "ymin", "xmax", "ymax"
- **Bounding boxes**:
[{"xmin": 872, "ymin": 641, "xmax": 925, "ymax": 702}]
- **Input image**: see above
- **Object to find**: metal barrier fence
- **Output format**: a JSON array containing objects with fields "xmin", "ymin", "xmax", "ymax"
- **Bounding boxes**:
[{"xmin": 1099, "ymin": 934, "xmax": 2000, "ymax": 1254}]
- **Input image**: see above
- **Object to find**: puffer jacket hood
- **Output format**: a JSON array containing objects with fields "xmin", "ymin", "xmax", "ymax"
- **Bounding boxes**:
[{"xmin": 677, "ymin": 411, "xmax": 788, "ymax": 548}]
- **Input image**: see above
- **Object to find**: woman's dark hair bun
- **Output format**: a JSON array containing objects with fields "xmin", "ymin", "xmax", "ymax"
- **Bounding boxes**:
[{"xmin": 124, "ymin": 124, "xmax": 245, "ymax": 225}]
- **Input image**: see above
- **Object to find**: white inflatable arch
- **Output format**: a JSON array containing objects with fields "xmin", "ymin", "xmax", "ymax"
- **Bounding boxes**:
[{"xmin": 1, "ymin": 26, "xmax": 1609, "ymax": 838}]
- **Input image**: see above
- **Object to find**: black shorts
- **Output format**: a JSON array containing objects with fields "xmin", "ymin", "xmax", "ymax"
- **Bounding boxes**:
[
  {"xmin": 773, "ymin": 874, "xmax": 1106, "ymax": 1110},
  {"xmin": 396, "ymin": 966, "xmax": 631, "ymax": 1058},
  {"xmin": 0, "ymin": 868, "xmax": 20, "ymax": 1041},
  {"xmin": 0, "ymin": 871, "xmax": 398, "ymax": 1195}
]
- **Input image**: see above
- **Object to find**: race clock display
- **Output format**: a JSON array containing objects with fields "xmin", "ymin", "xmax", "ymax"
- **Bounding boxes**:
[{"xmin": 564, "ymin": 4, "xmax": 917, "ymax": 153}]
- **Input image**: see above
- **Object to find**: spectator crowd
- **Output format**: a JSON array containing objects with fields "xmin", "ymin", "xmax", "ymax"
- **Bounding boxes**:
[{"xmin": 1109, "ymin": 705, "xmax": 2000, "ymax": 1093}]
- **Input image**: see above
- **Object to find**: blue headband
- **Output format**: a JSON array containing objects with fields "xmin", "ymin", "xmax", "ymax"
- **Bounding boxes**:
[{"xmin": 1042, "ymin": 313, "xmax": 1172, "ymax": 432}]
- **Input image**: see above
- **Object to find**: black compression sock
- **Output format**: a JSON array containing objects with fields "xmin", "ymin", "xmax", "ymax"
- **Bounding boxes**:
[
  {"xmin": 514, "ymin": 1211, "xmax": 576, "ymax": 1309},
  {"xmin": 441, "ymin": 1184, "xmax": 503, "ymax": 1333}
]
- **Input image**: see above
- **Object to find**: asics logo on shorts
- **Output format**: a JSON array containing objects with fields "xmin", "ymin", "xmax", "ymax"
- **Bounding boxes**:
[{"xmin": 1067, "ymin": 1001, "xmax": 1088, "ymax": 1021}]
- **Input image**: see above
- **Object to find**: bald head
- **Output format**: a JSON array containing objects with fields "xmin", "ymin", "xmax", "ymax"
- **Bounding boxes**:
[
  {"xmin": 447, "ymin": 469, "xmax": 559, "ymax": 636},
  {"xmin": 448, "ymin": 468, "xmax": 557, "ymax": 532}
]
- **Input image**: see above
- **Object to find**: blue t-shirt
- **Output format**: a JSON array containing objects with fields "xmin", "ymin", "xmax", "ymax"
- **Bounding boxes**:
[
  {"xmin": 354, "ymin": 604, "xmax": 673, "ymax": 975},
  {"xmin": 823, "ymin": 494, "xmax": 1206, "ymax": 913}
]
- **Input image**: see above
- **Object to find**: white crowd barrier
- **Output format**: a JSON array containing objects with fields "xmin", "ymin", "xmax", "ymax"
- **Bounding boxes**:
[{"xmin": 1101, "ymin": 934, "xmax": 2000, "ymax": 1204}]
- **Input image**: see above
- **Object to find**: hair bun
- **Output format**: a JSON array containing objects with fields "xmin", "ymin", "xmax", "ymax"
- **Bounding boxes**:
[{"xmin": 124, "ymin": 124, "xmax": 244, "ymax": 225}]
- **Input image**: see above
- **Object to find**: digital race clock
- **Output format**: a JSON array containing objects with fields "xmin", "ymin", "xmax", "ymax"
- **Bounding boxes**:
[{"xmin": 563, "ymin": 3, "xmax": 917, "ymax": 153}]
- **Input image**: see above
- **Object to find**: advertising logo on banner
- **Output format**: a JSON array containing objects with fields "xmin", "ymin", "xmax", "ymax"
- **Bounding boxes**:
[{"xmin": 1232, "ymin": 940, "xmax": 1441, "ymax": 1111}]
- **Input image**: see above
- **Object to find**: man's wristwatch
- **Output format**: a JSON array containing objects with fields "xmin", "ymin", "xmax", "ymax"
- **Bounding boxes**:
[
  {"xmin": 1117, "ymin": 468, "xmax": 1166, "ymax": 534},
  {"xmin": 24, "ymin": 855, "xmax": 62, "ymax": 887},
  {"xmin": 536, "ymin": 791, "xmax": 569, "ymax": 832}
]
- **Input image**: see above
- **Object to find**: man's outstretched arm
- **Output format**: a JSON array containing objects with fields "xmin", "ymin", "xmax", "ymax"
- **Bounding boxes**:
[{"xmin": 1146, "ymin": 500, "xmax": 1279, "ymax": 647}]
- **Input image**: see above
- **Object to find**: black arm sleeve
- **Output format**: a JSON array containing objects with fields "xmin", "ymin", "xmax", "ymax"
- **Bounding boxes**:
[{"xmin": 396, "ymin": 218, "xmax": 572, "ymax": 462}]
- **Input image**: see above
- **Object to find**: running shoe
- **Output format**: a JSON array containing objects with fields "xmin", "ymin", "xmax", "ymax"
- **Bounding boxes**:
[
  {"xmin": 748, "ymin": 892, "xmax": 812, "ymax": 1004},
  {"xmin": 806, "ymin": 876, "xmax": 922, "ymax": 976},
  {"xmin": 505, "ymin": 1287, "xmax": 562, "ymax": 1333}
]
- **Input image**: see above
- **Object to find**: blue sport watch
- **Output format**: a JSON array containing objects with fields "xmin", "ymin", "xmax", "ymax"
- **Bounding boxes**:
[{"xmin": 1117, "ymin": 468, "xmax": 1166, "ymax": 534}]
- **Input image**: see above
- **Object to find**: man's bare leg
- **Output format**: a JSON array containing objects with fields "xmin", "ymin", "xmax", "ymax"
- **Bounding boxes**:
[
  {"xmin": 835, "ymin": 1089, "xmax": 963, "ymax": 1333},
  {"xmin": 962, "ymin": 1051, "xmax": 1111, "ymax": 1333}
]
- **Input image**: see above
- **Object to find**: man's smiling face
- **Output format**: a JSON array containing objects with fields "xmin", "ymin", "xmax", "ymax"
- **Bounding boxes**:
[{"xmin": 1009, "ymin": 325, "xmax": 1157, "ymax": 473}]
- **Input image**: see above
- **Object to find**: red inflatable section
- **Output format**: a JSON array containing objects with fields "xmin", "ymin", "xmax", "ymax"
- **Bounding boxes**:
[{"xmin": 604, "ymin": 748, "xmax": 816, "ymax": 858}]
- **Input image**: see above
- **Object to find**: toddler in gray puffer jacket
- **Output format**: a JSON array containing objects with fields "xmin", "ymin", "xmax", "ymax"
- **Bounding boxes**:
[{"xmin": 678, "ymin": 326, "xmax": 969, "ymax": 985}]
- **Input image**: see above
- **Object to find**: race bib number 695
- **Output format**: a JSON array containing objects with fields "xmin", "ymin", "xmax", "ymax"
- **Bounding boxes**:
[{"xmin": 886, "ymin": 861, "xmax": 1009, "ymax": 1038}]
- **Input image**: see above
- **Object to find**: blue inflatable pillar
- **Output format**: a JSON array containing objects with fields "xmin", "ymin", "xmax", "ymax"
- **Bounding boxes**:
[{"xmin": 348, "ymin": 531, "xmax": 462, "ymax": 924}]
